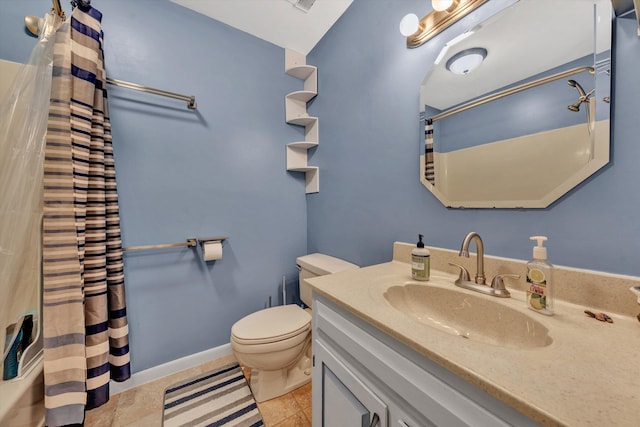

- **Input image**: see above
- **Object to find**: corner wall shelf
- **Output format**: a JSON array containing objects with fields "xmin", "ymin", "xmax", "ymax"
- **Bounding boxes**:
[{"xmin": 285, "ymin": 49, "xmax": 319, "ymax": 194}]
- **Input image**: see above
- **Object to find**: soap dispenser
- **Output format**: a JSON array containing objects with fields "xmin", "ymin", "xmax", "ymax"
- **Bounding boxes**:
[
  {"xmin": 412, "ymin": 234, "xmax": 430, "ymax": 281},
  {"xmin": 526, "ymin": 236, "xmax": 554, "ymax": 315}
]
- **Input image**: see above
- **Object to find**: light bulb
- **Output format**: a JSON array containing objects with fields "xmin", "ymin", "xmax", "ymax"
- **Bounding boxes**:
[
  {"xmin": 432, "ymin": 0, "xmax": 455, "ymax": 12},
  {"xmin": 399, "ymin": 13, "xmax": 419, "ymax": 37}
]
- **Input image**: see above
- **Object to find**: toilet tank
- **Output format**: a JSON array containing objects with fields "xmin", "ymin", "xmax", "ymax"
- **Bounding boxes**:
[{"xmin": 297, "ymin": 253, "xmax": 359, "ymax": 307}]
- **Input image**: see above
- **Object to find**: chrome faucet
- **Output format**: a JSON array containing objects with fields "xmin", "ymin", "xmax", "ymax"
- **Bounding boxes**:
[
  {"xmin": 459, "ymin": 231, "xmax": 486, "ymax": 285},
  {"xmin": 448, "ymin": 232, "xmax": 518, "ymax": 298}
]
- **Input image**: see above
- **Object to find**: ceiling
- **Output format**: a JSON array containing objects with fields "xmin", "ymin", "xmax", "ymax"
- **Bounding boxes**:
[
  {"xmin": 169, "ymin": 0, "xmax": 353, "ymax": 55},
  {"xmin": 422, "ymin": 0, "xmax": 610, "ymax": 110}
]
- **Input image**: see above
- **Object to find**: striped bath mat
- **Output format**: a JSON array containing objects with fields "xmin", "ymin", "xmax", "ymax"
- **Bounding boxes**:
[{"xmin": 163, "ymin": 363, "xmax": 264, "ymax": 427}]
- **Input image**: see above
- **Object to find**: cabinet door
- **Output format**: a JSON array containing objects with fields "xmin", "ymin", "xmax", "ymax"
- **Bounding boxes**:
[{"xmin": 314, "ymin": 340, "xmax": 387, "ymax": 427}]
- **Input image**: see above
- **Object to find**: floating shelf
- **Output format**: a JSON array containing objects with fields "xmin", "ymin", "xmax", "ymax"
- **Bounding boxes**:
[
  {"xmin": 287, "ymin": 90, "xmax": 317, "ymax": 103},
  {"xmin": 286, "ymin": 115, "xmax": 317, "ymax": 127},
  {"xmin": 286, "ymin": 66, "xmax": 316, "ymax": 81},
  {"xmin": 288, "ymin": 141, "xmax": 319, "ymax": 150},
  {"xmin": 287, "ymin": 143, "xmax": 318, "ymax": 169},
  {"xmin": 285, "ymin": 49, "xmax": 319, "ymax": 194}
]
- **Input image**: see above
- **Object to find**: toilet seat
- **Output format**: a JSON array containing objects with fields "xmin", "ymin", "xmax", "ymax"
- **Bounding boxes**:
[
  {"xmin": 228, "ymin": 254, "xmax": 358, "ymax": 402},
  {"xmin": 231, "ymin": 305, "xmax": 311, "ymax": 345}
]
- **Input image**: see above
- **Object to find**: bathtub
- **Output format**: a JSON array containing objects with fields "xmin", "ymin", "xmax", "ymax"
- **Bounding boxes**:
[
  {"xmin": 0, "ymin": 57, "xmax": 46, "ymax": 427},
  {"xmin": 0, "ymin": 357, "xmax": 44, "ymax": 427}
]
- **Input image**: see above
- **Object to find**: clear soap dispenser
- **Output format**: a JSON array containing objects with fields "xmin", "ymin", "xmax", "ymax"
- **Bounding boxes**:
[{"xmin": 526, "ymin": 236, "xmax": 554, "ymax": 315}]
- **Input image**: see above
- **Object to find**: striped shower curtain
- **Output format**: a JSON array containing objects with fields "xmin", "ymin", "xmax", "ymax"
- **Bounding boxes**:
[
  {"xmin": 424, "ymin": 118, "xmax": 435, "ymax": 185},
  {"xmin": 42, "ymin": 5, "xmax": 130, "ymax": 426}
]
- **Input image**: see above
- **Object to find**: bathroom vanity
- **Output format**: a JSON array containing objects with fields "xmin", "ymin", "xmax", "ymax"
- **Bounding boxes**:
[
  {"xmin": 312, "ymin": 296, "xmax": 540, "ymax": 426},
  {"xmin": 307, "ymin": 243, "xmax": 640, "ymax": 426}
]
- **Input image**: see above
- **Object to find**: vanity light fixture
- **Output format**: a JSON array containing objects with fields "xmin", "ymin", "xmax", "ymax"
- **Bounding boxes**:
[
  {"xmin": 431, "ymin": 0, "xmax": 456, "ymax": 12},
  {"xmin": 404, "ymin": 0, "xmax": 488, "ymax": 48},
  {"xmin": 445, "ymin": 47, "xmax": 487, "ymax": 75},
  {"xmin": 399, "ymin": 0, "xmax": 461, "ymax": 37}
]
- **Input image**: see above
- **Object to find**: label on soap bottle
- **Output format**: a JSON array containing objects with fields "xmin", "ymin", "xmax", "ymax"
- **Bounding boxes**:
[
  {"xmin": 526, "ymin": 267, "xmax": 548, "ymax": 311},
  {"xmin": 412, "ymin": 254, "xmax": 430, "ymax": 281}
]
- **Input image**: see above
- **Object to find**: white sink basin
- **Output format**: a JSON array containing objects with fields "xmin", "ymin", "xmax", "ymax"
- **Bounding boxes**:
[{"xmin": 383, "ymin": 283, "xmax": 552, "ymax": 349}]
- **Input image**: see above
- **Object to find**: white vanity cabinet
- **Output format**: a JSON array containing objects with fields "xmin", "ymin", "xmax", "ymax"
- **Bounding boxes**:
[
  {"xmin": 315, "ymin": 339, "xmax": 387, "ymax": 426},
  {"xmin": 312, "ymin": 295, "xmax": 541, "ymax": 427}
]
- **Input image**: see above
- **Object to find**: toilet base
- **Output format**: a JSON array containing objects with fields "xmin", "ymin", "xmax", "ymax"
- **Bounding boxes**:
[{"xmin": 248, "ymin": 355, "xmax": 312, "ymax": 403}]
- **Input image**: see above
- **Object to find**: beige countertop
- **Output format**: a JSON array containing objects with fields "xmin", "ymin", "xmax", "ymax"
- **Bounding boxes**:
[{"xmin": 306, "ymin": 243, "xmax": 640, "ymax": 427}]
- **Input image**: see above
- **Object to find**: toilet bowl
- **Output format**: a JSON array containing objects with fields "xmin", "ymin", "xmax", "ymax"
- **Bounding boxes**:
[
  {"xmin": 231, "ymin": 305, "xmax": 312, "ymax": 402},
  {"xmin": 230, "ymin": 253, "xmax": 358, "ymax": 402}
]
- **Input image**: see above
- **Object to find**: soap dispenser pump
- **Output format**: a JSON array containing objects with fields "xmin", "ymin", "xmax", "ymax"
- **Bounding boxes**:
[
  {"xmin": 526, "ymin": 236, "xmax": 554, "ymax": 315},
  {"xmin": 412, "ymin": 234, "xmax": 430, "ymax": 281}
]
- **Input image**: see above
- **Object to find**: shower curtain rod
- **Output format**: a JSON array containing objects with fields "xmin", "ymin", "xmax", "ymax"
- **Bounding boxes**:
[
  {"xmin": 52, "ymin": 0, "xmax": 64, "ymax": 18},
  {"xmin": 429, "ymin": 65, "xmax": 594, "ymax": 123},
  {"xmin": 106, "ymin": 77, "xmax": 198, "ymax": 110}
]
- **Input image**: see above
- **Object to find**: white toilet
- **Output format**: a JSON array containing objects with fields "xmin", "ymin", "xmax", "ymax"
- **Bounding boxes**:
[{"xmin": 230, "ymin": 253, "xmax": 358, "ymax": 402}]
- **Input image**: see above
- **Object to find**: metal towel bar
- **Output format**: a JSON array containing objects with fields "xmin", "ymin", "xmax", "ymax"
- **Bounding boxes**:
[
  {"xmin": 123, "ymin": 239, "xmax": 197, "ymax": 252},
  {"xmin": 123, "ymin": 237, "xmax": 228, "ymax": 252}
]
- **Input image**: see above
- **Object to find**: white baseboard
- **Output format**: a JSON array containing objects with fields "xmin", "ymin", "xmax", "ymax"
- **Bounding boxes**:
[{"xmin": 110, "ymin": 343, "xmax": 232, "ymax": 396}]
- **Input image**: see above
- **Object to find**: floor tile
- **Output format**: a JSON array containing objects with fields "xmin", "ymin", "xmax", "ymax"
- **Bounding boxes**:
[
  {"xmin": 257, "ymin": 393, "xmax": 301, "ymax": 426},
  {"xmin": 197, "ymin": 354, "xmax": 237, "ymax": 375},
  {"xmin": 109, "ymin": 386, "xmax": 161, "ymax": 425},
  {"xmin": 271, "ymin": 411, "xmax": 311, "ymax": 427},
  {"xmin": 84, "ymin": 393, "xmax": 119, "ymax": 426},
  {"xmin": 111, "ymin": 410, "xmax": 161, "ymax": 427},
  {"xmin": 302, "ymin": 404, "xmax": 312, "ymax": 424},
  {"xmin": 292, "ymin": 382, "xmax": 312, "ymax": 412}
]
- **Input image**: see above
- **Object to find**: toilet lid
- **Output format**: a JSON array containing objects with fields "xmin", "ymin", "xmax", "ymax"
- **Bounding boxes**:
[{"xmin": 231, "ymin": 305, "xmax": 311, "ymax": 344}]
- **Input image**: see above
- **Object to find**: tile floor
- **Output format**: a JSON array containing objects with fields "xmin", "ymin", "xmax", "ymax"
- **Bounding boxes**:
[{"xmin": 84, "ymin": 354, "xmax": 312, "ymax": 426}]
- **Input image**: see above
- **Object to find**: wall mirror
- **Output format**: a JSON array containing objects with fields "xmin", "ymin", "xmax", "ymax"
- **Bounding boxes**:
[{"xmin": 419, "ymin": 0, "xmax": 612, "ymax": 208}]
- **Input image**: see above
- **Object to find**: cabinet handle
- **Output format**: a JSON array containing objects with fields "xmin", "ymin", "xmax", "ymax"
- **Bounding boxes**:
[{"xmin": 370, "ymin": 413, "xmax": 380, "ymax": 427}]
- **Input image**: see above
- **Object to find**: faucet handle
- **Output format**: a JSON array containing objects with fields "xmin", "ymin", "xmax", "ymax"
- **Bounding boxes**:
[
  {"xmin": 491, "ymin": 274, "xmax": 520, "ymax": 291},
  {"xmin": 448, "ymin": 262, "xmax": 471, "ymax": 282}
]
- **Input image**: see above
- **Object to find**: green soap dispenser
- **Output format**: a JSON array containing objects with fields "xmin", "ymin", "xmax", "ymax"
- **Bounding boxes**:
[
  {"xmin": 526, "ymin": 236, "xmax": 554, "ymax": 315},
  {"xmin": 412, "ymin": 234, "xmax": 430, "ymax": 281}
]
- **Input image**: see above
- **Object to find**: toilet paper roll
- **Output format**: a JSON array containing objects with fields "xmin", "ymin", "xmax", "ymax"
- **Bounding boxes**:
[{"xmin": 202, "ymin": 241, "xmax": 223, "ymax": 261}]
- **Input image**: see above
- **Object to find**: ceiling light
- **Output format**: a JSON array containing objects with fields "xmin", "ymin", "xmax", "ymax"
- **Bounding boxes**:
[
  {"xmin": 432, "ymin": 0, "xmax": 455, "ymax": 12},
  {"xmin": 399, "ymin": 13, "xmax": 420, "ymax": 36},
  {"xmin": 445, "ymin": 48, "xmax": 487, "ymax": 75}
]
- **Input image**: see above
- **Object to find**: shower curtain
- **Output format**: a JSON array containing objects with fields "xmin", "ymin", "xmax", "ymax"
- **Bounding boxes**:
[
  {"xmin": 0, "ymin": 12, "xmax": 59, "ymax": 380},
  {"xmin": 42, "ymin": 5, "xmax": 130, "ymax": 426},
  {"xmin": 424, "ymin": 119, "xmax": 435, "ymax": 185}
]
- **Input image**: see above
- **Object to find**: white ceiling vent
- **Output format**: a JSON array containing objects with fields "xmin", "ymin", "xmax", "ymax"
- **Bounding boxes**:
[{"xmin": 286, "ymin": 0, "xmax": 317, "ymax": 13}]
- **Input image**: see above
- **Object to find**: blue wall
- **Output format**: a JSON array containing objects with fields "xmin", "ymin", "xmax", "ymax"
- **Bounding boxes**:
[
  {"xmin": 2, "ymin": 0, "xmax": 640, "ymax": 373},
  {"xmin": 307, "ymin": 0, "xmax": 640, "ymax": 276},
  {"xmin": 0, "ymin": 0, "xmax": 307, "ymax": 372}
]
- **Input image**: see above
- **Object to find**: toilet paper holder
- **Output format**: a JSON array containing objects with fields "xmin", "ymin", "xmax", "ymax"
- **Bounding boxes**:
[
  {"xmin": 199, "ymin": 237, "xmax": 227, "ymax": 262},
  {"xmin": 198, "ymin": 237, "xmax": 228, "ymax": 247}
]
